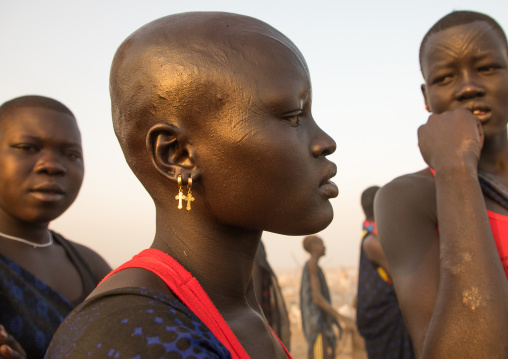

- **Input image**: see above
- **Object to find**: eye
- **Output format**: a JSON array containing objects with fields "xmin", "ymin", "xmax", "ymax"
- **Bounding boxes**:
[
  {"xmin": 432, "ymin": 74, "xmax": 453, "ymax": 85},
  {"xmin": 283, "ymin": 110, "xmax": 302, "ymax": 126},
  {"xmin": 12, "ymin": 143, "xmax": 39, "ymax": 153},
  {"xmin": 65, "ymin": 150, "xmax": 82, "ymax": 160},
  {"xmin": 478, "ymin": 65, "xmax": 499, "ymax": 74},
  {"xmin": 287, "ymin": 115, "xmax": 300, "ymax": 125}
]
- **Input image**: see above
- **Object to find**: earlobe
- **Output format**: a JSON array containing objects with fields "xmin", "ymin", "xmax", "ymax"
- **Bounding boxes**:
[
  {"xmin": 146, "ymin": 123, "xmax": 198, "ymax": 182},
  {"xmin": 421, "ymin": 84, "xmax": 431, "ymax": 112}
]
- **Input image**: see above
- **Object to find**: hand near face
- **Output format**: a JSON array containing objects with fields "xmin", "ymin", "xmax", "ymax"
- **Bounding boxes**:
[
  {"xmin": 418, "ymin": 108, "xmax": 484, "ymax": 172},
  {"xmin": 0, "ymin": 326, "xmax": 26, "ymax": 359}
]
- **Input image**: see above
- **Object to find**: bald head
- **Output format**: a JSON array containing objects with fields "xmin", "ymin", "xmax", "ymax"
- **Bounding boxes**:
[
  {"xmin": 110, "ymin": 12, "xmax": 307, "ymax": 192},
  {"xmin": 303, "ymin": 235, "xmax": 322, "ymax": 253}
]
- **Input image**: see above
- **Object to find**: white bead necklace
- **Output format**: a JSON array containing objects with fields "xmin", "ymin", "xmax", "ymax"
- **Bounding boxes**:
[{"xmin": 0, "ymin": 230, "xmax": 53, "ymax": 248}]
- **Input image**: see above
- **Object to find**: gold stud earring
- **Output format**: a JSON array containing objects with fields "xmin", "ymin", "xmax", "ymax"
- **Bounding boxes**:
[
  {"xmin": 185, "ymin": 176, "xmax": 195, "ymax": 210},
  {"xmin": 175, "ymin": 175, "xmax": 187, "ymax": 209}
]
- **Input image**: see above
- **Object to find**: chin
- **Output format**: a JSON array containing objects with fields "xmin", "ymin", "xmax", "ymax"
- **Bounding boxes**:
[
  {"xmin": 269, "ymin": 208, "xmax": 334, "ymax": 236},
  {"xmin": 25, "ymin": 208, "xmax": 68, "ymax": 224}
]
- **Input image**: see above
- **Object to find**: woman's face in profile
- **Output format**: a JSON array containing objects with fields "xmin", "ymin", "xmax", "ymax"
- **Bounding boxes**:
[{"xmin": 193, "ymin": 41, "xmax": 338, "ymax": 236}]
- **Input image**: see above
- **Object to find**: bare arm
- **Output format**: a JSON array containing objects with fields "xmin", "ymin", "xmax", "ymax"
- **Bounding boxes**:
[
  {"xmin": 362, "ymin": 233, "xmax": 391, "ymax": 278},
  {"xmin": 307, "ymin": 259, "xmax": 354, "ymax": 328},
  {"xmin": 376, "ymin": 109, "xmax": 508, "ymax": 358}
]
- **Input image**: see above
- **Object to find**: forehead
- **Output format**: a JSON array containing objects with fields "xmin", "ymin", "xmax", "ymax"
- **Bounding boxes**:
[
  {"xmin": 140, "ymin": 15, "xmax": 311, "ymax": 105},
  {"xmin": 422, "ymin": 21, "xmax": 507, "ymax": 68},
  {"xmin": 0, "ymin": 107, "xmax": 81, "ymax": 143}
]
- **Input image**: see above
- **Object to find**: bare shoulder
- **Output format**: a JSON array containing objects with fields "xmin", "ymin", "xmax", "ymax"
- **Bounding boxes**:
[
  {"xmin": 89, "ymin": 267, "xmax": 174, "ymax": 300},
  {"xmin": 306, "ymin": 258, "xmax": 319, "ymax": 275},
  {"xmin": 362, "ymin": 233, "xmax": 380, "ymax": 252},
  {"xmin": 376, "ymin": 169, "xmax": 436, "ymax": 224},
  {"xmin": 69, "ymin": 241, "xmax": 112, "ymax": 282},
  {"xmin": 375, "ymin": 169, "xmax": 439, "ymax": 274},
  {"xmin": 377, "ymin": 169, "xmax": 434, "ymax": 205}
]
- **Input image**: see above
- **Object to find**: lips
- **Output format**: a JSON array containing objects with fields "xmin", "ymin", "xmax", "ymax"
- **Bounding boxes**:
[
  {"xmin": 320, "ymin": 164, "xmax": 339, "ymax": 198},
  {"xmin": 467, "ymin": 103, "xmax": 492, "ymax": 122},
  {"xmin": 29, "ymin": 183, "xmax": 65, "ymax": 202}
]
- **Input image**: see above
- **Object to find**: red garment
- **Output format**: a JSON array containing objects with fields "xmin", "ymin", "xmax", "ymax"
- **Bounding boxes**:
[
  {"xmin": 488, "ymin": 210, "xmax": 508, "ymax": 279},
  {"xmin": 100, "ymin": 248, "xmax": 292, "ymax": 359}
]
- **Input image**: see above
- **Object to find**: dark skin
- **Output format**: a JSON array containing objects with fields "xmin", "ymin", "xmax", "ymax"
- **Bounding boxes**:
[
  {"xmin": 375, "ymin": 21, "xmax": 508, "ymax": 358},
  {"xmin": 93, "ymin": 12, "xmax": 338, "ymax": 358},
  {"xmin": 361, "ymin": 212, "xmax": 391, "ymax": 279},
  {"xmin": 0, "ymin": 107, "xmax": 111, "ymax": 358}
]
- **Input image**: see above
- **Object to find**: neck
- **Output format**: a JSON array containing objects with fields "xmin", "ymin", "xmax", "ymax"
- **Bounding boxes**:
[
  {"xmin": 479, "ymin": 132, "xmax": 508, "ymax": 175},
  {"xmin": 310, "ymin": 252, "xmax": 322, "ymax": 262},
  {"xmin": 0, "ymin": 212, "xmax": 50, "ymax": 245},
  {"xmin": 151, "ymin": 208, "xmax": 262, "ymax": 308}
]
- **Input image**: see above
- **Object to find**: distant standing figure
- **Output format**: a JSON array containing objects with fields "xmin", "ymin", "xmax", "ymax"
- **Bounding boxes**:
[
  {"xmin": 356, "ymin": 186, "xmax": 414, "ymax": 358},
  {"xmin": 300, "ymin": 235, "xmax": 347, "ymax": 359},
  {"xmin": 253, "ymin": 240, "xmax": 291, "ymax": 350}
]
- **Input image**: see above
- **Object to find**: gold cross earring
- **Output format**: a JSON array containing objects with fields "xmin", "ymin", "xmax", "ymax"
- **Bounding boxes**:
[
  {"xmin": 185, "ymin": 176, "xmax": 195, "ymax": 210},
  {"xmin": 175, "ymin": 175, "xmax": 187, "ymax": 209}
]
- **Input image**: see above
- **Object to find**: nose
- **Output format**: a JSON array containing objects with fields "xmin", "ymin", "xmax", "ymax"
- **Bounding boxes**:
[
  {"xmin": 455, "ymin": 72, "xmax": 485, "ymax": 101},
  {"xmin": 311, "ymin": 124, "xmax": 336, "ymax": 158},
  {"xmin": 34, "ymin": 151, "xmax": 67, "ymax": 176}
]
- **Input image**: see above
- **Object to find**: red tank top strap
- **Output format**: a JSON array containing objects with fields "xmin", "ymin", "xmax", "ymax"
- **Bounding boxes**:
[{"xmin": 100, "ymin": 248, "xmax": 292, "ymax": 358}]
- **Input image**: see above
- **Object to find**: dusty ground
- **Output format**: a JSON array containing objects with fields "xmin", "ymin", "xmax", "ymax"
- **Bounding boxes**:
[{"xmin": 289, "ymin": 320, "xmax": 360, "ymax": 359}]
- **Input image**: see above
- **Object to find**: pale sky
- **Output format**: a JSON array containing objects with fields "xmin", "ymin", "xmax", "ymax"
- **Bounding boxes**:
[{"xmin": 1, "ymin": 0, "xmax": 507, "ymax": 270}]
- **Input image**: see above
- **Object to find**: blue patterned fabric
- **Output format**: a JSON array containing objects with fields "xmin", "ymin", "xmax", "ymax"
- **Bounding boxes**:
[
  {"xmin": 356, "ymin": 230, "xmax": 414, "ymax": 359},
  {"xmin": 300, "ymin": 261, "xmax": 339, "ymax": 358},
  {"xmin": 0, "ymin": 253, "xmax": 73, "ymax": 359},
  {"xmin": 45, "ymin": 287, "xmax": 231, "ymax": 359}
]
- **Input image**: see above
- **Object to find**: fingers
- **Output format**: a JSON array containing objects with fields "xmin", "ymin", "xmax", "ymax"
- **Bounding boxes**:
[
  {"xmin": 0, "ymin": 326, "xmax": 25, "ymax": 359},
  {"xmin": 0, "ymin": 345, "xmax": 24, "ymax": 359}
]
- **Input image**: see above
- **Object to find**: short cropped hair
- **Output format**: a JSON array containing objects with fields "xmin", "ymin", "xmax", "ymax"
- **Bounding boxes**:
[
  {"xmin": 0, "ymin": 95, "xmax": 75, "ymax": 123},
  {"xmin": 303, "ymin": 235, "xmax": 321, "ymax": 253},
  {"xmin": 419, "ymin": 10, "xmax": 508, "ymax": 67},
  {"xmin": 361, "ymin": 186, "xmax": 380, "ymax": 218}
]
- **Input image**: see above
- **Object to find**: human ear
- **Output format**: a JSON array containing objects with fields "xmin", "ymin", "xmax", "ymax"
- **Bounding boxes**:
[
  {"xmin": 421, "ymin": 84, "xmax": 431, "ymax": 112},
  {"xmin": 146, "ymin": 123, "xmax": 199, "ymax": 182}
]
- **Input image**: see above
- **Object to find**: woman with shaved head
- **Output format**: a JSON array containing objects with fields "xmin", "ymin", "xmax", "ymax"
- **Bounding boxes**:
[{"xmin": 47, "ymin": 12, "xmax": 338, "ymax": 358}]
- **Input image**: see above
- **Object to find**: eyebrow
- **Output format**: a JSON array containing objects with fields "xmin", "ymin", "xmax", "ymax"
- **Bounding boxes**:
[{"xmin": 11, "ymin": 134, "xmax": 82, "ymax": 148}]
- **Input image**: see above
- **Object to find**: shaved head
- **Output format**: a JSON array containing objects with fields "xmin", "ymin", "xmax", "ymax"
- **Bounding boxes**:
[
  {"xmin": 110, "ymin": 12, "xmax": 307, "ymax": 194},
  {"xmin": 303, "ymin": 235, "xmax": 322, "ymax": 253}
]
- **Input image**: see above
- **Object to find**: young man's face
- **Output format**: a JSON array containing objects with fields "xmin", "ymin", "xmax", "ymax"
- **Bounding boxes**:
[
  {"xmin": 193, "ymin": 40, "xmax": 338, "ymax": 236},
  {"xmin": 421, "ymin": 21, "xmax": 508, "ymax": 140},
  {"xmin": 0, "ymin": 107, "xmax": 84, "ymax": 225}
]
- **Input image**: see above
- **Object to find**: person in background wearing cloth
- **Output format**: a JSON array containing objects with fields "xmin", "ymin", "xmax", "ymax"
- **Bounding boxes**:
[
  {"xmin": 356, "ymin": 186, "xmax": 414, "ymax": 358},
  {"xmin": 375, "ymin": 10, "xmax": 508, "ymax": 358},
  {"xmin": 252, "ymin": 240, "xmax": 291, "ymax": 350},
  {"xmin": 0, "ymin": 95, "xmax": 111, "ymax": 359},
  {"xmin": 46, "ymin": 11, "xmax": 339, "ymax": 358},
  {"xmin": 300, "ymin": 235, "xmax": 351, "ymax": 359}
]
